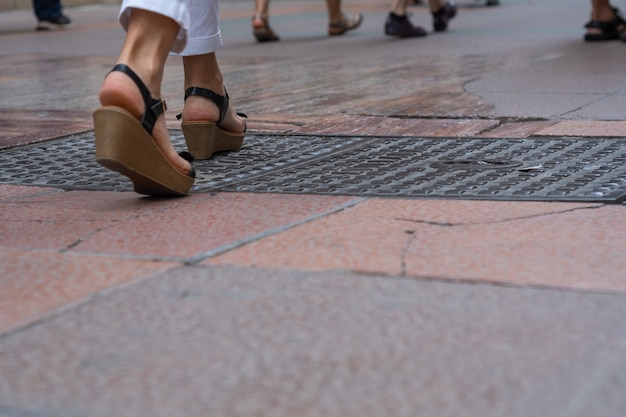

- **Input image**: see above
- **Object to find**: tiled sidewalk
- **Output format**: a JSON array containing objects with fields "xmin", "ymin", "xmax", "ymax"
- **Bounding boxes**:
[
  {"xmin": 1, "ymin": 1, "xmax": 626, "ymax": 416},
  {"xmin": 4, "ymin": 186, "xmax": 624, "ymax": 334}
]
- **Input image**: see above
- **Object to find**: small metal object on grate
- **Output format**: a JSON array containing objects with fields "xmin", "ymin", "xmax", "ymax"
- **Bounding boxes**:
[
  {"xmin": 1, "ymin": 132, "xmax": 626, "ymax": 203},
  {"xmin": 430, "ymin": 159, "xmax": 523, "ymax": 170}
]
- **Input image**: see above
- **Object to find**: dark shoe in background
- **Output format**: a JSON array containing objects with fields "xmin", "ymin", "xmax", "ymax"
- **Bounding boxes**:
[
  {"xmin": 432, "ymin": 1, "xmax": 457, "ymax": 32},
  {"xmin": 36, "ymin": 14, "xmax": 71, "ymax": 30},
  {"xmin": 385, "ymin": 13, "xmax": 427, "ymax": 38}
]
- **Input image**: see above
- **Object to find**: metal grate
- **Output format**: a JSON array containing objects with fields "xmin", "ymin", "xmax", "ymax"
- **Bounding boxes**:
[{"xmin": 2, "ymin": 131, "xmax": 626, "ymax": 203}]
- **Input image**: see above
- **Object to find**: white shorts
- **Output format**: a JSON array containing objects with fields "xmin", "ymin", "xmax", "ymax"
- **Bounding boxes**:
[{"xmin": 119, "ymin": 0, "xmax": 222, "ymax": 56}]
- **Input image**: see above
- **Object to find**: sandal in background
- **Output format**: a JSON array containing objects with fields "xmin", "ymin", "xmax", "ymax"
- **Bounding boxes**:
[
  {"xmin": 253, "ymin": 15, "xmax": 280, "ymax": 42},
  {"xmin": 328, "ymin": 12, "xmax": 363, "ymax": 36},
  {"xmin": 93, "ymin": 64, "xmax": 196, "ymax": 197},
  {"xmin": 584, "ymin": 7, "xmax": 625, "ymax": 41}
]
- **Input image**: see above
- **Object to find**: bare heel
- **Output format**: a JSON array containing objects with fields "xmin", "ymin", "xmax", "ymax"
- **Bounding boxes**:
[
  {"xmin": 181, "ymin": 121, "xmax": 245, "ymax": 160},
  {"xmin": 94, "ymin": 64, "xmax": 195, "ymax": 196},
  {"xmin": 178, "ymin": 86, "xmax": 247, "ymax": 160}
]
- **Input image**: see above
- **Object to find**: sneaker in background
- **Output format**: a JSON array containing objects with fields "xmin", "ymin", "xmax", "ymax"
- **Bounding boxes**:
[
  {"xmin": 432, "ymin": 1, "xmax": 457, "ymax": 32},
  {"xmin": 36, "ymin": 14, "xmax": 71, "ymax": 31},
  {"xmin": 385, "ymin": 13, "xmax": 427, "ymax": 38}
]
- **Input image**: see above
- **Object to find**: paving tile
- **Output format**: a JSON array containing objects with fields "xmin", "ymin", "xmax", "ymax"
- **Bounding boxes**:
[
  {"xmin": 535, "ymin": 121, "xmax": 626, "ymax": 138},
  {"xmin": 229, "ymin": 114, "xmax": 498, "ymax": 137},
  {"xmin": 243, "ymin": 114, "xmax": 488, "ymax": 137},
  {"xmin": 478, "ymin": 121, "xmax": 558, "ymax": 138},
  {"xmin": 565, "ymin": 94, "xmax": 626, "ymax": 121},
  {"xmin": 208, "ymin": 199, "xmax": 406, "ymax": 275},
  {"xmin": 0, "ymin": 110, "xmax": 93, "ymax": 149},
  {"xmin": 1, "ymin": 266, "xmax": 625, "ymax": 417},
  {"xmin": 247, "ymin": 121, "xmax": 306, "ymax": 134},
  {"xmin": 0, "ymin": 248, "xmax": 178, "ymax": 334},
  {"xmin": 401, "ymin": 203, "xmax": 626, "ymax": 290},
  {"xmin": 0, "ymin": 184, "xmax": 63, "ymax": 199},
  {"xmin": 244, "ymin": 114, "xmax": 316, "ymax": 134},
  {"xmin": 1, "ymin": 188, "xmax": 356, "ymax": 258},
  {"xmin": 207, "ymin": 199, "xmax": 625, "ymax": 292},
  {"xmin": 293, "ymin": 114, "xmax": 498, "ymax": 137},
  {"xmin": 247, "ymin": 114, "xmax": 320, "ymax": 125},
  {"xmin": 1, "ymin": 189, "xmax": 154, "ymax": 251},
  {"xmin": 71, "ymin": 192, "xmax": 358, "ymax": 259}
]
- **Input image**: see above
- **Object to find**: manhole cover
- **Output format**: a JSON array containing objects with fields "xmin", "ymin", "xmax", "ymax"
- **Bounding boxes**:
[{"xmin": 1, "ymin": 132, "xmax": 626, "ymax": 203}]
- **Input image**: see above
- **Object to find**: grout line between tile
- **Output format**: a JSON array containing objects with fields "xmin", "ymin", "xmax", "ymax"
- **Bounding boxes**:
[
  {"xmin": 0, "ymin": 260, "xmax": 182, "ymax": 340},
  {"xmin": 393, "ymin": 203, "xmax": 605, "ymax": 228},
  {"xmin": 358, "ymin": 270, "xmax": 626, "ymax": 298},
  {"xmin": 184, "ymin": 197, "xmax": 369, "ymax": 265}
]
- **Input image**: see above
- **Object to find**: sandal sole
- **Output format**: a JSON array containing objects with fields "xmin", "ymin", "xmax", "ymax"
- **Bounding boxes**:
[
  {"xmin": 328, "ymin": 13, "xmax": 363, "ymax": 36},
  {"xmin": 253, "ymin": 28, "xmax": 279, "ymax": 42},
  {"xmin": 181, "ymin": 121, "xmax": 244, "ymax": 160},
  {"xmin": 94, "ymin": 106, "xmax": 194, "ymax": 196},
  {"xmin": 584, "ymin": 33, "xmax": 620, "ymax": 41}
]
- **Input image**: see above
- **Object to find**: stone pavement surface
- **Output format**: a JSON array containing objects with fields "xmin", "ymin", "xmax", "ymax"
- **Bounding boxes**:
[{"xmin": 1, "ymin": 1, "xmax": 626, "ymax": 416}]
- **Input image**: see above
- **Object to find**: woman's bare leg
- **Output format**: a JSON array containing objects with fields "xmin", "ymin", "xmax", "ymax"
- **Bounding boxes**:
[
  {"xmin": 180, "ymin": 53, "xmax": 247, "ymax": 134},
  {"xmin": 98, "ymin": 8, "xmax": 191, "ymax": 174}
]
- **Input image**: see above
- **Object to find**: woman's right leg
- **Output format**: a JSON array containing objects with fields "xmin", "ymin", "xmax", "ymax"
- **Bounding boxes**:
[
  {"xmin": 181, "ymin": 53, "xmax": 247, "ymax": 135},
  {"xmin": 98, "ymin": 6, "xmax": 191, "ymax": 174}
]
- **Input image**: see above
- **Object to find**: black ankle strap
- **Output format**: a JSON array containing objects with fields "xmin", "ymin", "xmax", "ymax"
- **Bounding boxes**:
[
  {"xmin": 183, "ymin": 86, "xmax": 229, "ymax": 125},
  {"xmin": 109, "ymin": 63, "xmax": 166, "ymax": 135}
]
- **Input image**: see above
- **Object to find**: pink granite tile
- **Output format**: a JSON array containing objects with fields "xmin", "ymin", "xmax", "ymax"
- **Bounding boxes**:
[
  {"xmin": 207, "ymin": 199, "xmax": 625, "ymax": 292},
  {"xmin": 249, "ymin": 114, "xmax": 319, "ymax": 125},
  {"xmin": 0, "ymin": 110, "xmax": 93, "ymax": 149},
  {"xmin": 1, "ymin": 190, "xmax": 155, "ymax": 250},
  {"xmin": 1, "ymin": 189, "xmax": 355, "ymax": 257},
  {"xmin": 248, "ymin": 121, "xmax": 303, "ymax": 133},
  {"xmin": 0, "ymin": 184, "xmax": 63, "ymax": 200},
  {"xmin": 175, "ymin": 113, "xmax": 320, "ymax": 135},
  {"xmin": 73, "ymin": 192, "xmax": 358, "ymax": 258},
  {"xmin": 241, "ymin": 114, "xmax": 499, "ymax": 138},
  {"xmin": 399, "ymin": 203, "xmax": 625, "ymax": 290},
  {"xmin": 294, "ymin": 115, "xmax": 498, "ymax": 137},
  {"xmin": 535, "ymin": 121, "xmax": 626, "ymax": 137},
  {"xmin": 208, "ymin": 206, "xmax": 407, "ymax": 275},
  {"xmin": 0, "ymin": 248, "xmax": 178, "ymax": 334},
  {"xmin": 478, "ymin": 121, "xmax": 559, "ymax": 138},
  {"xmin": 243, "ymin": 114, "xmax": 319, "ymax": 134}
]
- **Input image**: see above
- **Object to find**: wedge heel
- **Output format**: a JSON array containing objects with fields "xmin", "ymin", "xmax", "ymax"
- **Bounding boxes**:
[
  {"xmin": 178, "ymin": 86, "xmax": 246, "ymax": 160},
  {"xmin": 181, "ymin": 121, "xmax": 244, "ymax": 160},
  {"xmin": 94, "ymin": 106, "xmax": 194, "ymax": 196}
]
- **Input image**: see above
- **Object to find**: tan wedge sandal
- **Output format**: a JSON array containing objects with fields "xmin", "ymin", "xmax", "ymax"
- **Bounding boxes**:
[
  {"xmin": 177, "ymin": 86, "xmax": 247, "ymax": 160},
  {"xmin": 93, "ymin": 64, "xmax": 195, "ymax": 197}
]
